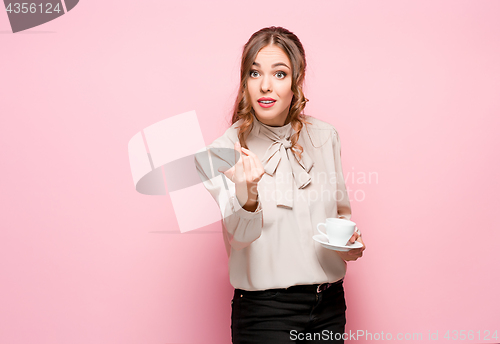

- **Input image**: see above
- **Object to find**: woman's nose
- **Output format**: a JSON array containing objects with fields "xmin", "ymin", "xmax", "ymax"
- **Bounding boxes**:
[{"xmin": 260, "ymin": 75, "xmax": 272, "ymax": 93}]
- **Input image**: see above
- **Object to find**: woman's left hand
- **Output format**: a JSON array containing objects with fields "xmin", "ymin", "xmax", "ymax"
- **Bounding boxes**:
[{"xmin": 336, "ymin": 230, "xmax": 365, "ymax": 261}]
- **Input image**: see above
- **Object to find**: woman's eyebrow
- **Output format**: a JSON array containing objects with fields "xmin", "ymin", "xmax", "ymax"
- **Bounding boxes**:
[{"xmin": 252, "ymin": 62, "xmax": 290, "ymax": 69}]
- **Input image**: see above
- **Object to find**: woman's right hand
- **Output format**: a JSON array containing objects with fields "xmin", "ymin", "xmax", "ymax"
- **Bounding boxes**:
[{"xmin": 218, "ymin": 141, "xmax": 265, "ymax": 211}]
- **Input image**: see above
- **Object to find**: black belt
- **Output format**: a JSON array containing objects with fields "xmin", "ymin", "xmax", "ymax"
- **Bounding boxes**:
[{"xmin": 237, "ymin": 278, "xmax": 343, "ymax": 295}]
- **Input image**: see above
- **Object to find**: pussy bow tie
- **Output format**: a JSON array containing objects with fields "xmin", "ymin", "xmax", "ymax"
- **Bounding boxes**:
[{"xmin": 255, "ymin": 119, "xmax": 314, "ymax": 209}]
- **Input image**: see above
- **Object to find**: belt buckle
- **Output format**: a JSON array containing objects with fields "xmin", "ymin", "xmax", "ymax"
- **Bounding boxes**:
[{"xmin": 317, "ymin": 282, "xmax": 332, "ymax": 293}]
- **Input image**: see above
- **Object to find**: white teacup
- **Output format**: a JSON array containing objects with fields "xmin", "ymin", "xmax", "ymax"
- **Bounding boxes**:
[{"xmin": 317, "ymin": 218, "xmax": 356, "ymax": 246}]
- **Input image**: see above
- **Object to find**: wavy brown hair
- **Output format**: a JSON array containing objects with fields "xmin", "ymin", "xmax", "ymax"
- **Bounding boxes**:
[{"xmin": 230, "ymin": 26, "xmax": 311, "ymax": 161}]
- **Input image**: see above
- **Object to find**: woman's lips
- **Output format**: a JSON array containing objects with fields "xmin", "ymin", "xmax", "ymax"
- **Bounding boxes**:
[{"xmin": 258, "ymin": 100, "xmax": 276, "ymax": 108}]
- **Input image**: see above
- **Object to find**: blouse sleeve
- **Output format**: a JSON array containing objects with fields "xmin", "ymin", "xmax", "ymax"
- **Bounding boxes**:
[
  {"xmin": 194, "ymin": 147, "xmax": 264, "ymax": 251},
  {"xmin": 332, "ymin": 128, "xmax": 353, "ymax": 222},
  {"xmin": 332, "ymin": 128, "xmax": 363, "ymax": 237}
]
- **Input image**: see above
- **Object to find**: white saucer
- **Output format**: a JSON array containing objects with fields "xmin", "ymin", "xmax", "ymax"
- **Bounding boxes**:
[{"xmin": 313, "ymin": 234, "xmax": 364, "ymax": 252}]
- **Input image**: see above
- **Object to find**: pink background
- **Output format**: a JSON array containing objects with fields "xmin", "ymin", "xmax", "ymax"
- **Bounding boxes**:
[{"xmin": 1, "ymin": 1, "xmax": 499, "ymax": 343}]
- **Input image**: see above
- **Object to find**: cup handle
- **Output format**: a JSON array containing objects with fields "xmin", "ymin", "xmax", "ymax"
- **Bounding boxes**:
[{"xmin": 317, "ymin": 223, "xmax": 327, "ymax": 237}]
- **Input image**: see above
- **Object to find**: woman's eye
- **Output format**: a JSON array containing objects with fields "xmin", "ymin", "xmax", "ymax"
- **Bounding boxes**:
[
  {"xmin": 276, "ymin": 71, "xmax": 287, "ymax": 79},
  {"xmin": 250, "ymin": 70, "xmax": 259, "ymax": 78}
]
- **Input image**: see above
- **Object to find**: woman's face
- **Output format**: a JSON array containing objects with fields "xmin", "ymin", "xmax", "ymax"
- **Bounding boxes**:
[{"xmin": 247, "ymin": 44, "xmax": 294, "ymax": 127}]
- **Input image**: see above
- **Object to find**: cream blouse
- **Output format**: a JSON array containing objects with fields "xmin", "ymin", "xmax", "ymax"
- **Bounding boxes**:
[{"xmin": 194, "ymin": 113, "xmax": 359, "ymax": 291}]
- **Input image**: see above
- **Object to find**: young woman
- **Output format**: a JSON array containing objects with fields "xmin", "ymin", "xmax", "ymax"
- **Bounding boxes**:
[{"xmin": 195, "ymin": 26, "xmax": 366, "ymax": 344}]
